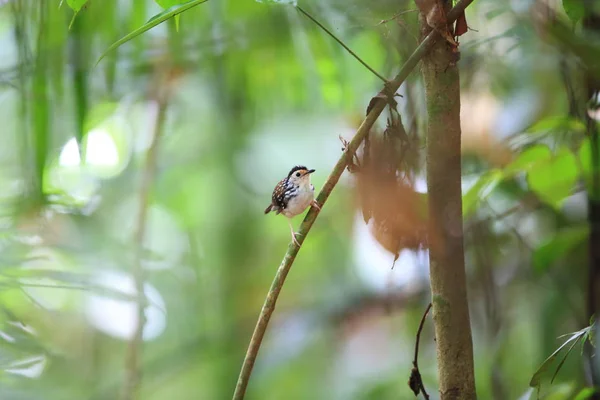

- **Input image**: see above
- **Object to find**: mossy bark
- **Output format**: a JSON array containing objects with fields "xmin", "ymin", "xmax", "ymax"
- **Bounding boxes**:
[{"xmin": 420, "ymin": 3, "xmax": 476, "ymax": 399}]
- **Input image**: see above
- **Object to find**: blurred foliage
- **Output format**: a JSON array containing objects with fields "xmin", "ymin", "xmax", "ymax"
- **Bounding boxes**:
[{"xmin": 1, "ymin": 0, "xmax": 600, "ymax": 399}]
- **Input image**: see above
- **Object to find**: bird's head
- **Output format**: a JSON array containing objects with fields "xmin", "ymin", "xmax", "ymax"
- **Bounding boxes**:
[{"xmin": 287, "ymin": 165, "xmax": 315, "ymax": 186}]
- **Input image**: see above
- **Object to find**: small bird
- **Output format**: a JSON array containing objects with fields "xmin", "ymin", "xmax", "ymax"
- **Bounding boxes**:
[{"xmin": 265, "ymin": 165, "xmax": 321, "ymax": 246}]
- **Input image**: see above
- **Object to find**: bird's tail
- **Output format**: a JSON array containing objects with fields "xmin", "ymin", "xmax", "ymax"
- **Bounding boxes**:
[{"xmin": 264, "ymin": 204, "xmax": 273, "ymax": 214}]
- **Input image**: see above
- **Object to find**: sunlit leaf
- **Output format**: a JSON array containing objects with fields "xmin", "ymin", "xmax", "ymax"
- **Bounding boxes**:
[
  {"xmin": 580, "ymin": 137, "xmax": 597, "ymax": 174},
  {"xmin": 463, "ymin": 170, "xmax": 503, "ymax": 217},
  {"xmin": 504, "ymin": 144, "xmax": 552, "ymax": 176},
  {"xmin": 83, "ymin": 102, "xmax": 119, "ymax": 133},
  {"xmin": 532, "ymin": 225, "xmax": 588, "ymax": 273},
  {"xmin": 530, "ymin": 326, "xmax": 590, "ymax": 387},
  {"xmin": 96, "ymin": 0, "xmax": 210, "ymax": 65},
  {"xmin": 66, "ymin": 0, "xmax": 88, "ymax": 29},
  {"xmin": 526, "ymin": 116, "xmax": 586, "ymax": 136},
  {"xmin": 574, "ymin": 387, "xmax": 597, "ymax": 400},
  {"xmin": 527, "ymin": 147, "xmax": 578, "ymax": 208},
  {"xmin": 66, "ymin": 0, "xmax": 87, "ymax": 12},
  {"xmin": 541, "ymin": 383, "xmax": 580, "ymax": 399},
  {"xmin": 155, "ymin": 0, "xmax": 185, "ymax": 31}
]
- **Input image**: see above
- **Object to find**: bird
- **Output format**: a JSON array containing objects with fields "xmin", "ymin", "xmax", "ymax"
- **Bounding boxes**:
[{"xmin": 264, "ymin": 165, "xmax": 321, "ymax": 246}]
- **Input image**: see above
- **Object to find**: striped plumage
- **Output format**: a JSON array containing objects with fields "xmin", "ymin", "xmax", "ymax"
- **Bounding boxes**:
[
  {"xmin": 265, "ymin": 165, "xmax": 321, "ymax": 245},
  {"xmin": 268, "ymin": 178, "xmax": 299, "ymax": 214}
]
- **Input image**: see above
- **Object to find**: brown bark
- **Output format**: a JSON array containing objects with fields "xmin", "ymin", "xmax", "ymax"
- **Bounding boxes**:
[{"xmin": 420, "ymin": 1, "xmax": 476, "ymax": 398}]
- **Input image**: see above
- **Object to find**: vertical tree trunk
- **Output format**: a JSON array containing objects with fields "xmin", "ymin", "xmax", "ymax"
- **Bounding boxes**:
[{"xmin": 420, "ymin": 3, "xmax": 476, "ymax": 398}]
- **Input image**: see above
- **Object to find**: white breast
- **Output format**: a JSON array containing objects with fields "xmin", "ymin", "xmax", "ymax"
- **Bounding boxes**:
[{"xmin": 282, "ymin": 183, "xmax": 314, "ymax": 218}]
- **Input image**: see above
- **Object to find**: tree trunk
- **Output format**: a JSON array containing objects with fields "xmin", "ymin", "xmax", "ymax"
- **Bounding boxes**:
[{"xmin": 420, "ymin": 2, "xmax": 476, "ymax": 398}]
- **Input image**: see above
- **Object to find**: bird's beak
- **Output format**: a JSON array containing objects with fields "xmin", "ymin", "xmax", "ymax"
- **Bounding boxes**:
[{"xmin": 308, "ymin": 169, "xmax": 316, "ymax": 174}]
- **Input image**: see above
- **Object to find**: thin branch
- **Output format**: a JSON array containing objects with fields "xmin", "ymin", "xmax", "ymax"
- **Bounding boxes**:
[
  {"xmin": 378, "ymin": 9, "xmax": 418, "ymax": 25},
  {"xmin": 409, "ymin": 303, "xmax": 432, "ymax": 399},
  {"xmin": 231, "ymin": 1, "xmax": 475, "ymax": 399},
  {"xmin": 121, "ymin": 93, "xmax": 168, "ymax": 400},
  {"xmin": 296, "ymin": 5, "xmax": 388, "ymax": 83},
  {"xmin": 413, "ymin": 303, "xmax": 432, "ymax": 371}
]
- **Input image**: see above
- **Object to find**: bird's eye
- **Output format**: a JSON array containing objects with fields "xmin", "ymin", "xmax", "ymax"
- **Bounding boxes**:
[{"xmin": 295, "ymin": 172, "xmax": 301, "ymax": 177}]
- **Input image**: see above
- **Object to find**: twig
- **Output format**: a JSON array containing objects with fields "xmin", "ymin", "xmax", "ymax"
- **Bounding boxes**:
[
  {"xmin": 379, "ymin": 9, "xmax": 418, "ymax": 25},
  {"xmin": 121, "ymin": 92, "xmax": 168, "ymax": 400},
  {"xmin": 409, "ymin": 303, "xmax": 432, "ymax": 399},
  {"xmin": 296, "ymin": 5, "xmax": 388, "ymax": 83},
  {"xmin": 231, "ymin": 1, "xmax": 474, "ymax": 399}
]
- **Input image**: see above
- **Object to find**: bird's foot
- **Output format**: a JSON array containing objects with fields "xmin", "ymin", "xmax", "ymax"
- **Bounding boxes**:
[
  {"xmin": 311, "ymin": 200, "xmax": 321, "ymax": 211},
  {"xmin": 292, "ymin": 232, "xmax": 301, "ymax": 246}
]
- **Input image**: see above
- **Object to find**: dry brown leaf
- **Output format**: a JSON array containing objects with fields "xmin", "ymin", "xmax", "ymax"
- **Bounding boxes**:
[
  {"xmin": 454, "ymin": 10, "xmax": 468, "ymax": 37},
  {"xmin": 354, "ymin": 139, "xmax": 436, "ymax": 256},
  {"xmin": 414, "ymin": 0, "xmax": 458, "ymax": 46},
  {"xmin": 346, "ymin": 109, "xmax": 442, "ymax": 260}
]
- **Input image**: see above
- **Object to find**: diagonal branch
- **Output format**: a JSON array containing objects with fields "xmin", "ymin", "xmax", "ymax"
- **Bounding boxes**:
[{"xmin": 232, "ymin": 1, "xmax": 474, "ymax": 399}]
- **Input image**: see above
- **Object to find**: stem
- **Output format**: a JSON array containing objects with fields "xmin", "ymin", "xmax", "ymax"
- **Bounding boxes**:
[
  {"xmin": 412, "ymin": 303, "xmax": 432, "ymax": 399},
  {"xmin": 121, "ymin": 96, "xmax": 168, "ymax": 400},
  {"xmin": 33, "ymin": 0, "xmax": 49, "ymax": 205},
  {"xmin": 296, "ymin": 5, "xmax": 388, "ymax": 83},
  {"xmin": 231, "ymin": 1, "xmax": 474, "ymax": 399},
  {"xmin": 69, "ymin": 13, "xmax": 88, "ymax": 158},
  {"xmin": 421, "ymin": 0, "xmax": 476, "ymax": 398},
  {"xmin": 379, "ymin": 9, "xmax": 418, "ymax": 25}
]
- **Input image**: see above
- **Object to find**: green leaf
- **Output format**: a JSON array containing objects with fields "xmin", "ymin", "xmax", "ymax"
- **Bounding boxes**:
[
  {"xmin": 530, "ymin": 327, "xmax": 590, "ymax": 388},
  {"xmin": 563, "ymin": 0, "xmax": 585, "ymax": 24},
  {"xmin": 526, "ymin": 116, "xmax": 586, "ymax": 135},
  {"xmin": 83, "ymin": 102, "xmax": 119, "ymax": 133},
  {"xmin": 463, "ymin": 170, "xmax": 503, "ymax": 217},
  {"xmin": 574, "ymin": 388, "xmax": 597, "ymax": 400},
  {"xmin": 527, "ymin": 147, "xmax": 578, "ymax": 208},
  {"xmin": 66, "ymin": 0, "xmax": 88, "ymax": 29},
  {"xmin": 550, "ymin": 338, "xmax": 580, "ymax": 384},
  {"xmin": 532, "ymin": 225, "xmax": 588, "ymax": 273},
  {"xmin": 155, "ymin": 0, "xmax": 186, "ymax": 31},
  {"xmin": 504, "ymin": 144, "xmax": 552, "ymax": 176},
  {"xmin": 542, "ymin": 383, "xmax": 579, "ymax": 400},
  {"xmin": 66, "ymin": 0, "xmax": 88, "ymax": 12},
  {"xmin": 578, "ymin": 136, "xmax": 600, "ymax": 200},
  {"xmin": 96, "ymin": 0, "xmax": 210, "ymax": 65}
]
